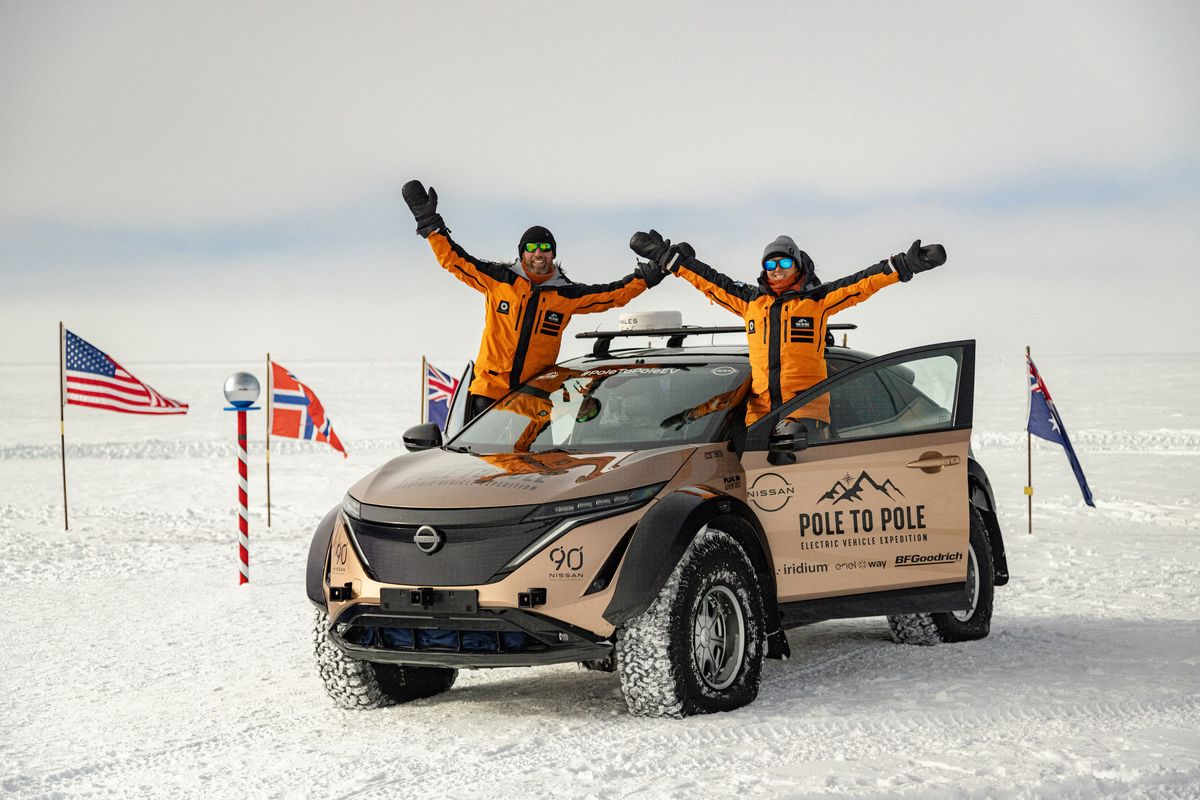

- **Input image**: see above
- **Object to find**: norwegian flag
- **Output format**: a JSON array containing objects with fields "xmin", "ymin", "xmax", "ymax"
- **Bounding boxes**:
[
  {"xmin": 425, "ymin": 360, "xmax": 460, "ymax": 430},
  {"xmin": 63, "ymin": 329, "xmax": 188, "ymax": 415},
  {"xmin": 270, "ymin": 361, "xmax": 346, "ymax": 457},
  {"xmin": 1027, "ymin": 355, "xmax": 1093, "ymax": 506}
]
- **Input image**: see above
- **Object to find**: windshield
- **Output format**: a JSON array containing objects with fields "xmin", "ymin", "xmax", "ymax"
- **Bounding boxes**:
[{"xmin": 448, "ymin": 363, "xmax": 750, "ymax": 454}]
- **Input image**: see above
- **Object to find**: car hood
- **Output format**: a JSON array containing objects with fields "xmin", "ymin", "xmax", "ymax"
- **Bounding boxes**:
[{"xmin": 349, "ymin": 444, "xmax": 698, "ymax": 510}]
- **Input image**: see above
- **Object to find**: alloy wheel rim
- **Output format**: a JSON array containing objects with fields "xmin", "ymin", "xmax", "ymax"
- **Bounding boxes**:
[
  {"xmin": 953, "ymin": 544, "xmax": 980, "ymax": 622},
  {"xmin": 692, "ymin": 585, "xmax": 746, "ymax": 691}
]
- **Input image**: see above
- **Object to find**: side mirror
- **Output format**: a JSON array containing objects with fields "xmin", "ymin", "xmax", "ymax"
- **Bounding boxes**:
[
  {"xmin": 403, "ymin": 422, "xmax": 443, "ymax": 452},
  {"xmin": 767, "ymin": 419, "xmax": 809, "ymax": 465}
]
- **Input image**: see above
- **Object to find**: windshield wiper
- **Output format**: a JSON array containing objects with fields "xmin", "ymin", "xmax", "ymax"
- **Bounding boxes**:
[{"xmin": 444, "ymin": 444, "xmax": 474, "ymax": 454}]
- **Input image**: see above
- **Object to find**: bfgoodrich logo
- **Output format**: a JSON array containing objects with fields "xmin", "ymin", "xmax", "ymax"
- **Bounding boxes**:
[{"xmin": 895, "ymin": 552, "xmax": 962, "ymax": 567}]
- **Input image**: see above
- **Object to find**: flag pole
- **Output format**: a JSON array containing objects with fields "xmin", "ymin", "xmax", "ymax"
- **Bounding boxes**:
[
  {"xmin": 59, "ymin": 321, "xmax": 69, "ymax": 531},
  {"xmin": 420, "ymin": 355, "xmax": 427, "ymax": 424},
  {"xmin": 266, "ymin": 352, "xmax": 272, "ymax": 528},
  {"xmin": 1026, "ymin": 345, "xmax": 1033, "ymax": 534}
]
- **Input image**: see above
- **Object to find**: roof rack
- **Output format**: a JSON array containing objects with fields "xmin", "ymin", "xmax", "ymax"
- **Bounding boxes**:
[{"xmin": 575, "ymin": 324, "xmax": 858, "ymax": 356}]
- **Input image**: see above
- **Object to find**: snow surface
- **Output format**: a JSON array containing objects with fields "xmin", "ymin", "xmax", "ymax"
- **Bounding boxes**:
[{"xmin": 1, "ymin": 353, "xmax": 1198, "ymax": 799}]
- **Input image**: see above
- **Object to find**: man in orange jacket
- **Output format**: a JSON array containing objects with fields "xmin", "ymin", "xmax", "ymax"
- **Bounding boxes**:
[
  {"xmin": 404, "ymin": 180, "xmax": 661, "ymax": 421},
  {"xmin": 632, "ymin": 231, "xmax": 945, "ymax": 428}
]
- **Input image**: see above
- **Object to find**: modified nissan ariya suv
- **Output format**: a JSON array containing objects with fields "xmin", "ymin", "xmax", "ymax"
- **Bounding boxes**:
[{"xmin": 307, "ymin": 321, "xmax": 1008, "ymax": 717}]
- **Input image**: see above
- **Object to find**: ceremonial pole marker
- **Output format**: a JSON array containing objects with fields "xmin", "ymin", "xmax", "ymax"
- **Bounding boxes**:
[{"xmin": 224, "ymin": 372, "xmax": 261, "ymax": 585}]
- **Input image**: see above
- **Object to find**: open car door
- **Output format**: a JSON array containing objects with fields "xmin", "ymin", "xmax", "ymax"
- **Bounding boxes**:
[
  {"xmin": 742, "ymin": 341, "xmax": 975, "ymax": 608},
  {"xmin": 442, "ymin": 360, "xmax": 474, "ymax": 438}
]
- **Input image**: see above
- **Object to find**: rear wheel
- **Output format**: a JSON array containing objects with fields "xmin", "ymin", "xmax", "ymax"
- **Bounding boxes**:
[
  {"xmin": 616, "ymin": 526, "xmax": 765, "ymax": 717},
  {"xmin": 313, "ymin": 609, "xmax": 457, "ymax": 708},
  {"xmin": 888, "ymin": 507, "xmax": 994, "ymax": 645}
]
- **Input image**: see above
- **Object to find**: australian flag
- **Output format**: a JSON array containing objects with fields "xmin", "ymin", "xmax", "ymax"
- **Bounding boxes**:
[
  {"xmin": 1027, "ymin": 355, "xmax": 1094, "ymax": 506},
  {"xmin": 425, "ymin": 360, "xmax": 460, "ymax": 430}
]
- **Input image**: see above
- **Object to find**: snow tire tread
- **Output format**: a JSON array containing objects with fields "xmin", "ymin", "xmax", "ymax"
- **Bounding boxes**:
[
  {"xmin": 616, "ymin": 526, "xmax": 765, "ymax": 718},
  {"xmin": 312, "ymin": 609, "xmax": 457, "ymax": 709}
]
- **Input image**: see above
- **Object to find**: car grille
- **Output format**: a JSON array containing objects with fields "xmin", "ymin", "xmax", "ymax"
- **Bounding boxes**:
[
  {"xmin": 347, "ymin": 516, "xmax": 554, "ymax": 586},
  {"xmin": 342, "ymin": 624, "xmax": 542, "ymax": 654}
]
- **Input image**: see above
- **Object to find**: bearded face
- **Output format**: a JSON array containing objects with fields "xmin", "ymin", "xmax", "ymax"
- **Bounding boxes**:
[{"xmin": 521, "ymin": 247, "xmax": 556, "ymax": 282}]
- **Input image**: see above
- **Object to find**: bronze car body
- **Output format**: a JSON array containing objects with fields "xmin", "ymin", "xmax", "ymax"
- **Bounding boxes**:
[{"xmin": 308, "ymin": 333, "xmax": 1007, "ymax": 715}]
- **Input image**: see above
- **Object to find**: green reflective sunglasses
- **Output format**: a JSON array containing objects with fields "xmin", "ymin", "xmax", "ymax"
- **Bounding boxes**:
[{"xmin": 524, "ymin": 242, "xmax": 553, "ymax": 253}]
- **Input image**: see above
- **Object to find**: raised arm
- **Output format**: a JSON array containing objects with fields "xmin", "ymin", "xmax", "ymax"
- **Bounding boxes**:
[
  {"xmin": 630, "ymin": 230, "xmax": 753, "ymax": 317},
  {"xmin": 821, "ymin": 239, "xmax": 946, "ymax": 314},
  {"xmin": 558, "ymin": 272, "xmax": 650, "ymax": 314},
  {"xmin": 403, "ymin": 179, "xmax": 517, "ymax": 294}
]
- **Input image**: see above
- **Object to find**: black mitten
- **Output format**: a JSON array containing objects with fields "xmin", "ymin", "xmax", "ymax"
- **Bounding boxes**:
[
  {"xmin": 635, "ymin": 260, "xmax": 667, "ymax": 287},
  {"xmin": 892, "ymin": 239, "xmax": 946, "ymax": 281},
  {"xmin": 629, "ymin": 229, "xmax": 670, "ymax": 263},
  {"xmin": 402, "ymin": 179, "xmax": 445, "ymax": 237}
]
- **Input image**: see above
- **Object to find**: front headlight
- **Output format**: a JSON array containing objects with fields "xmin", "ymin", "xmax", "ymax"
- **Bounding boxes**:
[
  {"xmin": 526, "ymin": 482, "xmax": 665, "ymax": 521},
  {"xmin": 341, "ymin": 493, "xmax": 362, "ymax": 520},
  {"xmin": 501, "ymin": 482, "xmax": 666, "ymax": 573}
]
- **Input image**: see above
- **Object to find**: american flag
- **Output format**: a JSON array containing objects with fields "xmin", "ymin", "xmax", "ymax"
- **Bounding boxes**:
[
  {"xmin": 270, "ymin": 361, "xmax": 346, "ymax": 457},
  {"xmin": 1027, "ymin": 354, "xmax": 1093, "ymax": 507},
  {"xmin": 425, "ymin": 360, "xmax": 460, "ymax": 430},
  {"xmin": 63, "ymin": 329, "xmax": 188, "ymax": 415}
]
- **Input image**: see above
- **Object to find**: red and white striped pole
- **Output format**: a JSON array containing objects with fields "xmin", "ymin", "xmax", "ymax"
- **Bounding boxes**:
[
  {"xmin": 237, "ymin": 408, "xmax": 250, "ymax": 583},
  {"xmin": 224, "ymin": 372, "xmax": 261, "ymax": 585}
]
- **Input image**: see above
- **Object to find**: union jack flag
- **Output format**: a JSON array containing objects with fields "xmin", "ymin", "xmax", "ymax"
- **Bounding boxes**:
[
  {"xmin": 1027, "ymin": 355, "xmax": 1093, "ymax": 506},
  {"xmin": 270, "ymin": 361, "xmax": 346, "ymax": 457},
  {"xmin": 63, "ymin": 329, "xmax": 188, "ymax": 415},
  {"xmin": 425, "ymin": 360, "xmax": 460, "ymax": 430}
]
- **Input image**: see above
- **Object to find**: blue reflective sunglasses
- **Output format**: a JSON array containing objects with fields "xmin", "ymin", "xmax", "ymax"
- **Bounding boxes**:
[{"xmin": 763, "ymin": 257, "xmax": 796, "ymax": 271}]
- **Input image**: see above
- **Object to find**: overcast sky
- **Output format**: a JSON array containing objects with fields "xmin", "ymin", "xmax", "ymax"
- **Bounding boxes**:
[{"xmin": 2, "ymin": 0, "xmax": 1197, "ymax": 369}]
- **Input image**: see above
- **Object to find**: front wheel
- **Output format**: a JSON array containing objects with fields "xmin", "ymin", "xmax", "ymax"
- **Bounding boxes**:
[
  {"xmin": 312, "ymin": 609, "xmax": 458, "ymax": 708},
  {"xmin": 616, "ymin": 526, "xmax": 765, "ymax": 718},
  {"xmin": 888, "ymin": 506, "xmax": 994, "ymax": 645}
]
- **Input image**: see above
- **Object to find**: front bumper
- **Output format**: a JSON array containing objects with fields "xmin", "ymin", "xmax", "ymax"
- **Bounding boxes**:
[{"xmin": 329, "ymin": 602, "xmax": 613, "ymax": 668}]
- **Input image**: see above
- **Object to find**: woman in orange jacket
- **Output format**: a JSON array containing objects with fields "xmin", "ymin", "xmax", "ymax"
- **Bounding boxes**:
[
  {"xmin": 632, "ymin": 231, "xmax": 945, "ymax": 427},
  {"xmin": 404, "ymin": 181, "xmax": 661, "ymax": 420}
]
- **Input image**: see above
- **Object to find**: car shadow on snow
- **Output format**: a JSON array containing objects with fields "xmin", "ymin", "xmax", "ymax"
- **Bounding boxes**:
[{"xmin": 377, "ymin": 614, "xmax": 1200, "ymax": 720}]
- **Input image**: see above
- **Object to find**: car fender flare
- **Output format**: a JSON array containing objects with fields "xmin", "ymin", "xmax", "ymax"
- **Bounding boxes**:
[
  {"xmin": 968, "ymin": 457, "xmax": 1009, "ymax": 586},
  {"xmin": 306, "ymin": 505, "xmax": 340, "ymax": 607},
  {"xmin": 602, "ymin": 489, "xmax": 778, "ymax": 631}
]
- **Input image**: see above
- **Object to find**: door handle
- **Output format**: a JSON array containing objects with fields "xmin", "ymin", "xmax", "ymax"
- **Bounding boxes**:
[{"xmin": 906, "ymin": 451, "xmax": 961, "ymax": 474}]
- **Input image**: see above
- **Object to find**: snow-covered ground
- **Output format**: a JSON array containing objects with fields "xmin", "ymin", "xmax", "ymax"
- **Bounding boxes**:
[{"xmin": 1, "ymin": 352, "xmax": 1198, "ymax": 799}]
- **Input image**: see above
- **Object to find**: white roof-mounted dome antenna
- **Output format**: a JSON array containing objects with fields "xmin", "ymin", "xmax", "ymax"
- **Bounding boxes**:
[{"xmin": 618, "ymin": 311, "xmax": 683, "ymax": 331}]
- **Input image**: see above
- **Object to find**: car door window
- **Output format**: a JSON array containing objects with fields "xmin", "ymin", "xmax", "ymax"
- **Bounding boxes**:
[{"xmin": 750, "ymin": 345, "xmax": 967, "ymax": 447}]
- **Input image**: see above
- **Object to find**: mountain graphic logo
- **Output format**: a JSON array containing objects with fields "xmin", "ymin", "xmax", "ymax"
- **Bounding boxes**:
[{"xmin": 818, "ymin": 471, "xmax": 905, "ymax": 504}]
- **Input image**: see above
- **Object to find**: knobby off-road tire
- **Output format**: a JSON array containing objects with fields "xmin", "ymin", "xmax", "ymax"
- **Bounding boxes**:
[
  {"xmin": 888, "ymin": 507, "xmax": 995, "ymax": 646},
  {"xmin": 616, "ymin": 526, "xmax": 765, "ymax": 718},
  {"xmin": 313, "ymin": 609, "xmax": 457, "ymax": 709}
]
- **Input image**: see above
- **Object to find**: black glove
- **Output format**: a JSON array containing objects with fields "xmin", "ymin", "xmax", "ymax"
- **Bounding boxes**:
[
  {"xmin": 402, "ymin": 179, "xmax": 445, "ymax": 238},
  {"xmin": 660, "ymin": 410, "xmax": 692, "ymax": 430},
  {"xmin": 667, "ymin": 241, "xmax": 695, "ymax": 271},
  {"xmin": 891, "ymin": 239, "xmax": 946, "ymax": 282},
  {"xmin": 629, "ymin": 229, "xmax": 670, "ymax": 263},
  {"xmin": 635, "ymin": 260, "xmax": 666, "ymax": 288},
  {"xmin": 630, "ymin": 231, "xmax": 693, "ymax": 273}
]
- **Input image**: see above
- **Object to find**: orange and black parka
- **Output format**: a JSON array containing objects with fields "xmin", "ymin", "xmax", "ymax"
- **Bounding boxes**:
[
  {"xmin": 674, "ymin": 253, "xmax": 900, "ymax": 424},
  {"xmin": 427, "ymin": 231, "xmax": 649, "ymax": 401}
]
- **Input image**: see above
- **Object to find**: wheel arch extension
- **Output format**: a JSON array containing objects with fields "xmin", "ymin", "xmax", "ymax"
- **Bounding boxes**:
[
  {"xmin": 602, "ymin": 489, "xmax": 781, "ymax": 643},
  {"xmin": 306, "ymin": 504, "xmax": 340, "ymax": 607},
  {"xmin": 968, "ymin": 458, "xmax": 1009, "ymax": 586}
]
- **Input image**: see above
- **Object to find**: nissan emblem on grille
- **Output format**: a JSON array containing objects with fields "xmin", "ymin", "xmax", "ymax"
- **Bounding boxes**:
[{"xmin": 413, "ymin": 525, "xmax": 444, "ymax": 554}]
